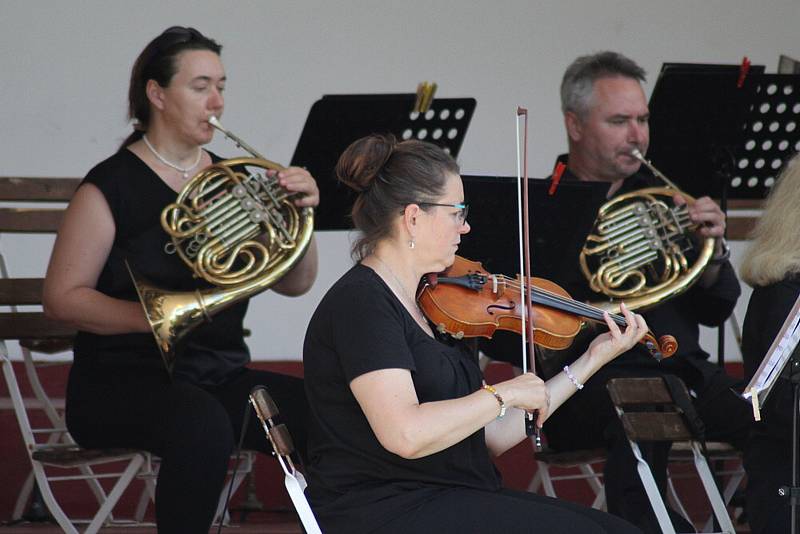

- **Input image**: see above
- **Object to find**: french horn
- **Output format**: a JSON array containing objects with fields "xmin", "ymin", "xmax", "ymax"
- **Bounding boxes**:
[
  {"xmin": 129, "ymin": 116, "xmax": 314, "ymax": 373},
  {"xmin": 579, "ymin": 149, "xmax": 715, "ymax": 312}
]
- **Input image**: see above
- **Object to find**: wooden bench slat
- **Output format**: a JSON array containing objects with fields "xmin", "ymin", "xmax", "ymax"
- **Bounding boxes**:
[
  {"xmin": 727, "ymin": 216, "xmax": 759, "ymax": 241},
  {"xmin": 0, "ymin": 278, "xmax": 45, "ymax": 305},
  {"xmin": 0, "ymin": 312, "xmax": 75, "ymax": 340},
  {"xmin": 0, "ymin": 177, "xmax": 80, "ymax": 202},
  {"xmin": 725, "ymin": 198, "xmax": 764, "ymax": 210},
  {"xmin": 0, "ymin": 208, "xmax": 66, "ymax": 233}
]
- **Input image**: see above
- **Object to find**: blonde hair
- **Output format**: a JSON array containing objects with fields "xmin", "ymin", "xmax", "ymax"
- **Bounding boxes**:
[{"xmin": 740, "ymin": 153, "xmax": 800, "ymax": 287}]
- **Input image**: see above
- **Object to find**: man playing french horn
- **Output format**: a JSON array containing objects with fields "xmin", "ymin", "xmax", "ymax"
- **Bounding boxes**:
[
  {"xmin": 537, "ymin": 51, "xmax": 751, "ymax": 533},
  {"xmin": 42, "ymin": 27, "xmax": 318, "ymax": 534}
]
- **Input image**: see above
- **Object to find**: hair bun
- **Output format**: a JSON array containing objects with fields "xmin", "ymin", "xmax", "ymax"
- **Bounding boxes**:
[{"xmin": 336, "ymin": 134, "xmax": 397, "ymax": 193}]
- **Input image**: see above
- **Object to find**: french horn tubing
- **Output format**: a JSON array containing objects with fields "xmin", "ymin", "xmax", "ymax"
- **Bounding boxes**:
[
  {"xmin": 129, "ymin": 116, "xmax": 314, "ymax": 373},
  {"xmin": 579, "ymin": 150, "xmax": 715, "ymax": 312}
]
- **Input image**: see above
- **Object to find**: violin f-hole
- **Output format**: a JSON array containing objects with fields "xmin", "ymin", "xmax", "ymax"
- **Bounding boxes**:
[{"xmin": 487, "ymin": 302, "xmax": 515, "ymax": 316}]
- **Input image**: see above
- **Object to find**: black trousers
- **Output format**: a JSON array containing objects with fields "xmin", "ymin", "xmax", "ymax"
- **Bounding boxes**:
[
  {"xmin": 744, "ymin": 434, "xmax": 792, "ymax": 534},
  {"xmin": 65, "ymin": 359, "xmax": 307, "ymax": 534},
  {"xmin": 319, "ymin": 485, "xmax": 642, "ymax": 534},
  {"xmin": 374, "ymin": 487, "xmax": 642, "ymax": 534},
  {"xmin": 543, "ymin": 359, "xmax": 750, "ymax": 533}
]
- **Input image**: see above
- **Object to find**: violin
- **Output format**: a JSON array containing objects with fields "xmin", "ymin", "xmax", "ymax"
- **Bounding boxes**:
[{"xmin": 417, "ymin": 256, "xmax": 677, "ymax": 360}]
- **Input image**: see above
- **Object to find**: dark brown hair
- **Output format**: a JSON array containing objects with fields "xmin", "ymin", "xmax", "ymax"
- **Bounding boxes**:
[
  {"xmin": 120, "ymin": 26, "xmax": 222, "ymax": 148},
  {"xmin": 336, "ymin": 134, "xmax": 460, "ymax": 260}
]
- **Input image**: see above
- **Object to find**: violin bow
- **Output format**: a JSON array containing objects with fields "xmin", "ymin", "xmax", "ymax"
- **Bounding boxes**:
[{"xmin": 516, "ymin": 107, "xmax": 542, "ymax": 451}]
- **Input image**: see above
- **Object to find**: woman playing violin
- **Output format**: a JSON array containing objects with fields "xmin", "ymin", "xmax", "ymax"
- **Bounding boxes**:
[{"xmin": 302, "ymin": 134, "xmax": 649, "ymax": 533}]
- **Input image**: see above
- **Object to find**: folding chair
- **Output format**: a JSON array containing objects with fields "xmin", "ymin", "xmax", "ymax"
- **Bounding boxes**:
[
  {"xmin": 667, "ymin": 439, "xmax": 745, "ymax": 532},
  {"xmin": 606, "ymin": 377, "xmax": 736, "ymax": 534},
  {"xmin": 0, "ymin": 178, "xmax": 80, "ymax": 500},
  {"xmin": 0, "ymin": 177, "xmax": 155, "ymax": 529},
  {"xmin": 0, "ymin": 176, "xmax": 256, "ymax": 528},
  {"xmin": 250, "ymin": 385, "xmax": 321, "ymax": 534},
  {"xmin": 528, "ymin": 446, "xmax": 607, "ymax": 510},
  {"xmin": 0, "ymin": 277, "xmax": 155, "ymax": 533}
]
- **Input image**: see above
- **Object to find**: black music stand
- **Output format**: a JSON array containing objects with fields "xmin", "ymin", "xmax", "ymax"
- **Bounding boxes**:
[
  {"xmin": 458, "ymin": 176, "xmax": 607, "ymax": 285},
  {"xmin": 458, "ymin": 176, "xmax": 608, "ymax": 376},
  {"xmin": 648, "ymin": 63, "xmax": 800, "ymax": 200},
  {"xmin": 731, "ymin": 72, "xmax": 800, "ymax": 198},
  {"xmin": 290, "ymin": 93, "xmax": 476, "ymax": 230},
  {"xmin": 648, "ymin": 63, "xmax": 800, "ymax": 367}
]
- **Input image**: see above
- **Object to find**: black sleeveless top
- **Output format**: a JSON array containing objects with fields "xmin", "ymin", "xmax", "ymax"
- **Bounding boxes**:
[{"xmin": 73, "ymin": 149, "xmax": 250, "ymax": 386}]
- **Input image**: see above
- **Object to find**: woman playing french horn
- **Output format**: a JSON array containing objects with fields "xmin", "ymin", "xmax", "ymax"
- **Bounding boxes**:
[{"xmin": 43, "ymin": 26, "xmax": 318, "ymax": 534}]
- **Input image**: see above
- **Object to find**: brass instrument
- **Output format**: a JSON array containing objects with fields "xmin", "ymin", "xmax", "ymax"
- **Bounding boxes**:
[
  {"xmin": 579, "ymin": 150, "xmax": 715, "ymax": 311},
  {"xmin": 129, "ymin": 116, "xmax": 314, "ymax": 373}
]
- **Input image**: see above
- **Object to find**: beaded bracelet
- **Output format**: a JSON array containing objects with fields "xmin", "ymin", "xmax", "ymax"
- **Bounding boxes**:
[
  {"xmin": 482, "ymin": 381, "xmax": 506, "ymax": 419},
  {"xmin": 563, "ymin": 365, "xmax": 584, "ymax": 390}
]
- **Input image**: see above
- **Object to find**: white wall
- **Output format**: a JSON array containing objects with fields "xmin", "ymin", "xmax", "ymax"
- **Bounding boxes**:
[{"xmin": 1, "ymin": 0, "xmax": 798, "ymax": 361}]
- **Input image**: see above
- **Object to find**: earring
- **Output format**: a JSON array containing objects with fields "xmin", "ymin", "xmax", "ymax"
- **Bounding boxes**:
[{"xmin": 409, "ymin": 239, "xmax": 415, "ymax": 249}]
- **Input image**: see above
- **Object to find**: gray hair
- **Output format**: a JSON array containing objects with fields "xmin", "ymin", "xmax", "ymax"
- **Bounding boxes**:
[{"xmin": 561, "ymin": 51, "xmax": 646, "ymax": 117}]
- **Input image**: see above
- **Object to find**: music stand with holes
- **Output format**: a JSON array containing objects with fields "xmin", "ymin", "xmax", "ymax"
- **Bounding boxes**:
[
  {"xmin": 647, "ymin": 63, "xmax": 800, "ymax": 367},
  {"xmin": 733, "ymin": 73, "xmax": 800, "ymax": 197},
  {"xmin": 648, "ymin": 63, "xmax": 800, "ymax": 200},
  {"xmin": 290, "ymin": 94, "xmax": 476, "ymax": 230}
]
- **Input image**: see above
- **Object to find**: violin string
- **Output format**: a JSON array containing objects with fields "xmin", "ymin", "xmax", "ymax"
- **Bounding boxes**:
[{"xmin": 492, "ymin": 274, "xmax": 627, "ymax": 325}]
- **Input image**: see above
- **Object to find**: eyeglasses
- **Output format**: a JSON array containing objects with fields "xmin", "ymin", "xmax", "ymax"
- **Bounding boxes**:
[{"xmin": 415, "ymin": 202, "xmax": 469, "ymax": 225}]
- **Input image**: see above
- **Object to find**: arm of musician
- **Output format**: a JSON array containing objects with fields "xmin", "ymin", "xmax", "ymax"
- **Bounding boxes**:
[
  {"xmin": 484, "ymin": 306, "xmax": 649, "ymax": 456},
  {"xmin": 674, "ymin": 193, "xmax": 741, "ymax": 322},
  {"xmin": 350, "ymin": 367, "xmax": 548, "ymax": 460},
  {"xmin": 271, "ymin": 235, "xmax": 318, "ymax": 296},
  {"xmin": 42, "ymin": 184, "xmax": 151, "ymax": 335},
  {"xmin": 269, "ymin": 166, "xmax": 319, "ymax": 296},
  {"xmin": 675, "ymin": 194, "xmax": 728, "ymax": 288}
]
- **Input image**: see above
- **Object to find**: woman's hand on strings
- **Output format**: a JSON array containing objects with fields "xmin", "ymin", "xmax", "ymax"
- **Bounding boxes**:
[{"xmin": 585, "ymin": 302, "xmax": 648, "ymax": 366}]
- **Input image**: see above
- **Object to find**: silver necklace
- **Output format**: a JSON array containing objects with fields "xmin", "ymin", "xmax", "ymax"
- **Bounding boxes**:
[
  {"xmin": 142, "ymin": 134, "xmax": 203, "ymax": 179},
  {"xmin": 372, "ymin": 255, "xmax": 428, "ymax": 325}
]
